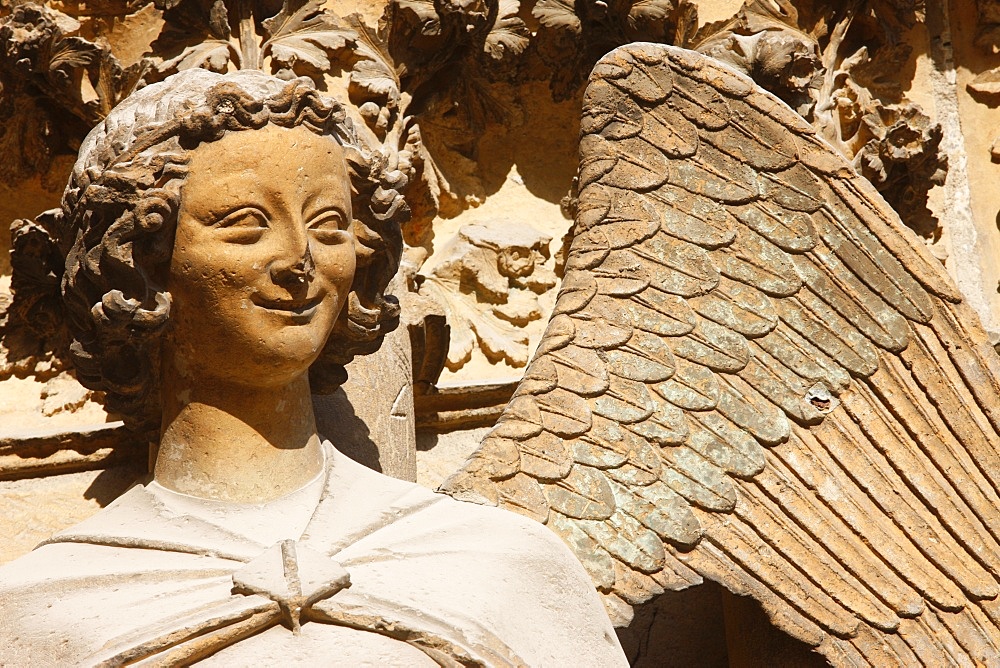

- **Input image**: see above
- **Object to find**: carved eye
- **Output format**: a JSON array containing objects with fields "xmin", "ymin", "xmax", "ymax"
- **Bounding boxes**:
[
  {"xmin": 307, "ymin": 209, "xmax": 349, "ymax": 244},
  {"xmin": 214, "ymin": 207, "xmax": 268, "ymax": 242}
]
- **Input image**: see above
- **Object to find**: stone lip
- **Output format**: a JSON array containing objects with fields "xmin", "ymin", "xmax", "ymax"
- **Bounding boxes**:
[
  {"xmin": 0, "ymin": 422, "xmax": 136, "ymax": 480},
  {"xmin": 414, "ymin": 380, "xmax": 518, "ymax": 431}
]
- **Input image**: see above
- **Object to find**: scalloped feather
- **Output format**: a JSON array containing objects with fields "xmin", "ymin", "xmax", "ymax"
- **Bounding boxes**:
[{"xmin": 440, "ymin": 43, "xmax": 1000, "ymax": 663}]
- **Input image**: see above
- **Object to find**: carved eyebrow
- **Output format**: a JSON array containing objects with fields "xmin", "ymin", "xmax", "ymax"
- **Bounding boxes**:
[
  {"xmin": 211, "ymin": 206, "xmax": 270, "ymax": 227},
  {"xmin": 305, "ymin": 206, "xmax": 349, "ymax": 229},
  {"xmin": 303, "ymin": 185, "xmax": 350, "ymax": 217}
]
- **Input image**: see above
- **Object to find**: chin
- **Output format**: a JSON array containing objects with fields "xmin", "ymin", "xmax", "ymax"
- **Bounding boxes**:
[{"xmin": 264, "ymin": 332, "xmax": 331, "ymax": 371}]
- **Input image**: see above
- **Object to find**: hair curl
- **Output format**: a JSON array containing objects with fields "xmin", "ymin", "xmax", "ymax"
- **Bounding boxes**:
[{"xmin": 58, "ymin": 69, "xmax": 408, "ymax": 430}]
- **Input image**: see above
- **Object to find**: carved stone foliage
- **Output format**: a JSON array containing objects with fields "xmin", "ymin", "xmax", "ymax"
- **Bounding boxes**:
[
  {"xmin": 0, "ymin": 0, "xmax": 531, "ymax": 222},
  {"xmin": 417, "ymin": 224, "xmax": 556, "ymax": 371},
  {"xmin": 2, "ymin": 212, "xmax": 65, "ymax": 376},
  {"xmin": 146, "ymin": 0, "xmax": 353, "ymax": 82},
  {"xmin": 137, "ymin": 0, "xmax": 533, "ymax": 234},
  {"xmin": 0, "ymin": 0, "xmax": 950, "ymax": 403},
  {"xmin": 689, "ymin": 0, "xmax": 945, "ymax": 240},
  {"xmin": 155, "ymin": 1, "xmax": 528, "ymax": 229},
  {"xmin": 532, "ymin": 0, "xmax": 700, "ymax": 102},
  {"xmin": 0, "ymin": 3, "xmax": 145, "ymax": 184},
  {"xmin": 327, "ymin": 0, "xmax": 530, "ymax": 235}
]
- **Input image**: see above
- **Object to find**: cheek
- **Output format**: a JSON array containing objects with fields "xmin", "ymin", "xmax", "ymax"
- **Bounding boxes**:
[
  {"xmin": 168, "ymin": 252, "xmax": 259, "ymax": 331},
  {"xmin": 172, "ymin": 235, "xmax": 259, "ymax": 290},
  {"xmin": 315, "ymin": 245, "xmax": 357, "ymax": 297}
]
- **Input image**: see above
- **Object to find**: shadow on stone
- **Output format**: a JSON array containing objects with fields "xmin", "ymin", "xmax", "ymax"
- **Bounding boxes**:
[
  {"xmin": 616, "ymin": 580, "xmax": 827, "ymax": 668},
  {"xmin": 82, "ymin": 462, "xmax": 146, "ymax": 507},
  {"xmin": 314, "ymin": 389, "xmax": 382, "ymax": 473}
]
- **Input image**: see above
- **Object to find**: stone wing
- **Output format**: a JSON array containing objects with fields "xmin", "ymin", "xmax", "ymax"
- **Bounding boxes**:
[{"xmin": 441, "ymin": 43, "xmax": 1000, "ymax": 663}]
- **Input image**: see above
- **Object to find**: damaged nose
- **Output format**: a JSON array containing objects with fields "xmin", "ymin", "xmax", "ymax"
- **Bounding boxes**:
[{"xmin": 271, "ymin": 245, "xmax": 315, "ymax": 286}]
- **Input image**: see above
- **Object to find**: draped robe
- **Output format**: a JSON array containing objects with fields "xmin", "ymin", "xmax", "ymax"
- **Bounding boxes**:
[{"xmin": 0, "ymin": 444, "xmax": 626, "ymax": 666}]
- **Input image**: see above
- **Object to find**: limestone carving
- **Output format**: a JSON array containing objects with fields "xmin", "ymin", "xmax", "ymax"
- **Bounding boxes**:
[
  {"xmin": 0, "ymin": 3, "xmax": 144, "ymax": 185},
  {"xmin": 2, "ymin": 0, "xmax": 953, "ymax": 397},
  {"xmin": 0, "ymin": 69, "xmax": 626, "ymax": 665},
  {"xmin": 418, "ymin": 223, "xmax": 557, "ymax": 371},
  {"xmin": 977, "ymin": 0, "xmax": 1000, "ymax": 52},
  {"xmin": 4, "ymin": 2, "xmax": 1000, "ymax": 662},
  {"xmin": 692, "ymin": 1, "xmax": 946, "ymax": 241},
  {"xmin": 441, "ymin": 43, "xmax": 1000, "ymax": 664},
  {"xmin": 529, "ymin": 0, "xmax": 946, "ymax": 240}
]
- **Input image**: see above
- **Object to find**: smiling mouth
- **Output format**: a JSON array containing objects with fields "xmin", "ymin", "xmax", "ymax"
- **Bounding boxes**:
[{"xmin": 252, "ymin": 294, "xmax": 324, "ymax": 318}]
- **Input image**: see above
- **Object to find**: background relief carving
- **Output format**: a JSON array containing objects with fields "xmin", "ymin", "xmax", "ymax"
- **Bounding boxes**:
[
  {"xmin": 0, "ymin": 3, "xmax": 977, "ymax": 442},
  {"xmin": 0, "ymin": 0, "xmax": 962, "ymax": 396}
]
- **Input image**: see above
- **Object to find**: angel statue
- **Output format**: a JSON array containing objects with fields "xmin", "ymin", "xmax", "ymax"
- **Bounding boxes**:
[{"xmin": 0, "ymin": 69, "xmax": 626, "ymax": 665}]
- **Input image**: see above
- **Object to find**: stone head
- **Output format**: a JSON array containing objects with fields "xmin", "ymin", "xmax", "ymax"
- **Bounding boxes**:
[{"xmin": 59, "ymin": 69, "xmax": 408, "ymax": 430}]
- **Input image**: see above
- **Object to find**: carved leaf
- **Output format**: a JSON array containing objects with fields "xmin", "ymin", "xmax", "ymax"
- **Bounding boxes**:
[
  {"xmin": 418, "ymin": 223, "xmax": 555, "ymax": 371},
  {"xmin": 261, "ymin": 0, "xmax": 356, "ymax": 75},
  {"xmin": 159, "ymin": 39, "xmax": 233, "ymax": 74},
  {"xmin": 484, "ymin": 0, "xmax": 529, "ymax": 61},
  {"xmin": 463, "ymin": 293, "xmax": 530, "ymax": 366},
  {"xmin": 395, "ymin": 0, "xmax": 441, "ymax": 36},
  {"xmin": 145, "ymin": 0, "xmax": 235, "ymax": 79},
  {"xmin": 150, "ymin": 0, "xmax": 229, "ymax": 35},
  {"xmin": 533, "ymin": 0, "xmax": 581, "ymax": 32},
  {"xmin": 0, "ymin": 3, "xmax": 142, "ymax": 135},
  {"xmin": 95, "ymin": 53, "xmax": 148, "ymax": 119},
  {"xmin": 263, "ymin": 0, "xmax": 334, "ymax": 39},
  {"xmin": 626, "ymin": 0, "xmax": 679, "ymax": 32},
  {"xmin": 47, "ymin": 36, "xmax": 101, "ymax": 71},
  {"xmin": 344, "ymin": 14, "xmax": 399, "ymax": 103}
]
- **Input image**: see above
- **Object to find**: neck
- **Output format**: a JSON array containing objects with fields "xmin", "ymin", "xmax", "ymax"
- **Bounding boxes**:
[{"xmin": 155, "ymin": 371, "xmax": 325, "ymax": 503}]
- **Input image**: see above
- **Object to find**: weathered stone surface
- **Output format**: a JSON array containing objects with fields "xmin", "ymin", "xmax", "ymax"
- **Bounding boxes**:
[
  {"xmin": 0, "ymin": 463, "xmax": 143, "ymax": 565},
  {"xmin": 10, "ymin": 0, "xmax": 1000, "ymax": 664},
  {"xmin": 442, "ymin": 41, "xmax": 1000, "ymax": 665},
  {"xmin": 0, "ymin": 67, "xmax": 625, "ymax": 666}
]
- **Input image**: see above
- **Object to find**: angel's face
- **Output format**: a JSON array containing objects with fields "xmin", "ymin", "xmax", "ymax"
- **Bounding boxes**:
[{"xmin": 164, "ymin": 124, "xmax": 356, "ymax": 387}]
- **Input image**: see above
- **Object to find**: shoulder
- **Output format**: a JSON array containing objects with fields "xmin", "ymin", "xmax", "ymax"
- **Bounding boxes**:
[
  {"xmin": 327, "ymin": 445, "xmax": 585, "ymax": 566},
  {"xmin": 323, "ymin": 449, "xmax": 627, "ymax": 666},
  {"xmin": 0, "ymin": 540, "xmax": 236, "ymax": 664}
]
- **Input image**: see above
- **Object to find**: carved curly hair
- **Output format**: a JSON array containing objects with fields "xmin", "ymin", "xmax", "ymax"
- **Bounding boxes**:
[{"xmin": 58, "ymin": 69, "xmax": 408, "ymax": 430}]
